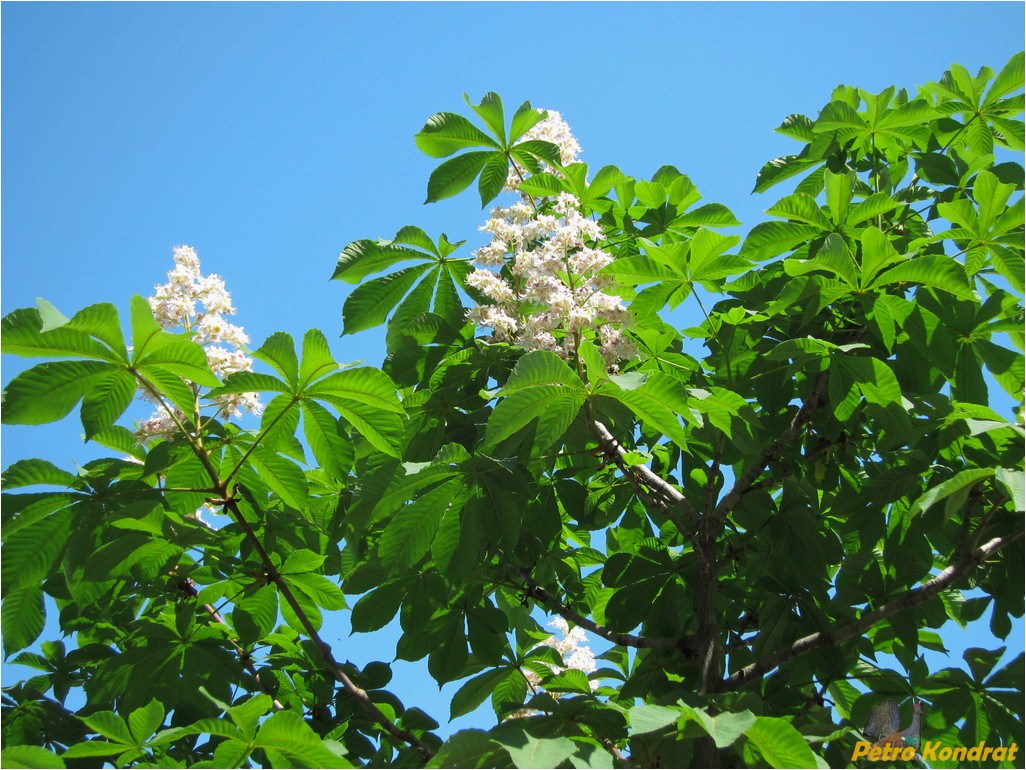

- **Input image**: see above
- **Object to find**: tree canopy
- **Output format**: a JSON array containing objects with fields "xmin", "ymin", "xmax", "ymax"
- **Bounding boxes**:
[{"xmin": 2, "ymin": 54, "xmax": 1024, "ymax": 769}]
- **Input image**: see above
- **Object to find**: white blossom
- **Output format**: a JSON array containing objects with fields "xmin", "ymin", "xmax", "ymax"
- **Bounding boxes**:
[
  {"xmin": 507, "ymin": 616, "xmax": 599, "ymax": 720},
  {"xmin": 467, "ymin": 175, "xmax": 637, "ymax": 368},
  {"xmin": 505, "ymin": 110, "xmax": 583, "ymax": 191},
  {"xmin": 136, "ymin": 245, "xmax": 261, "ymax": 441}
]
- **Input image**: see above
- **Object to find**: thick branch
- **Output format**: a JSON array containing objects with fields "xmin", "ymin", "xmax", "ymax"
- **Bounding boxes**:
[
  {"xmin": 586, "ymin": 412, "xmax": 699, "ymax": 536},
  {"xmin": 717, "ymin": 532, "xmax": 1023, "ymax": 692},
  {"xmin": 513, "ymin": 566, "xmax": 696, "ymax": 657}
]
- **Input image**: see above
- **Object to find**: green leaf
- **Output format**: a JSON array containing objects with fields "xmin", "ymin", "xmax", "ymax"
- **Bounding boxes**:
[
  {"xmin": 742, "ymin": 221, "xmax": 823, "ymax": 261},
  {"xmin": 300, "ymin": 400, "xmax": 352, "ymax": 479},
  {"xmin": 62, "ymin": 742, "xmax": 132, "ymax": 759},
  {"xmin": 690, "ymin": 708, "xmax": 757, "ymax": 749},
  {"xmin": 323, "ymin": 396, "xmax": 405, "ymax": 458},
  {"xmin": 247, "ymin": 446, "xmax": 309, "ymax": 510},
  {"xmin": 2, "ymin": 458, "xmax": 80, "ymax": 489},
  {"xmin": 415, "ymin": 112, "xmax": 500, "ymax": 158},
  {"xmin": 426, "ymin": 151, "xmax": 495, "ymax": 204},
  {"xmin": 765, "ymin": 194, "xmax": 833, "ymax": 230},
  {"xmin": 844, "ymin": 193, "xmax": 902, "ymax": 229},
  {"xmin": 128, "ymin": 700, "xmax": 165, "ymax": 744},
  {"xmin": 342, "ymin": 263, "xmax": 434, "ymax": 335},
  {"xmin": 1, "ymin": 745, "xmax": 66, "ymax": 768},
  {"xmin": 824, "ymin": 170, "xmax": 854, "ymax": 225},
  {"xmin": 744, "ymin": 717, "xmax": 817, "ymax": 769},
  {"xmin": 282, "ymin": 548, "xmax": 325, "ymax": 575},
  {"xmin": 753, "ymin": 155, "xmax": 818, "ymax": 194},
  {"xmin": 306, "ymin": 367, "xmax": 403, "ymax": 413},
  {"xmin": 80, "ymin": 369, "xmax": 136, "ymax": 440},
  {"xmin": 287, "ymin": 573, "xmax": 347, "ymax": 611},
  {"xmin": 509, "ymin": 102, "xmax": 546, "ymax": 143},
  {"xmin": 465, "ymin": 91, "xmax": 506, "ymax": 144},
  {"xmin": 996, "ymin": 467, "xmax": 1025, "ymax": 512},
  {"xmin": 628, "ymin": 703, "xmax": 680, "ymax": 734},
  {"xmin": 450, "ymin": 667, "xmax": 513, "ymax": 720},
  {"xmin": 207, "ymin": 371, "xmax": 291, "ymax": 398},
  {"xmin": 298, "ymin": 329, "xmax": 338, "ymax": 389},
  {"xmin": 79, "ymin": 710, "xmax": 134, "ymax": 744},
  {"xmin": 496, "ymin": 731, "xmax": 577, "ymax": 770},
  {"xmin": 484, "ymin": 385, "xmax": 585, "ymax": 451},
  {"xmin": 2, "ymin": 507, "xmax": 73, "ymax": 594},
  {"xmin": 500, "ymin": 350, "xmax": 586, "ymax": 394},
  {"xmin": 2, "ymin": 360, "xmax": 117, "ymax": 425},
  {"xmin": 512, "ymin": 139, "xmax": 562, "ymax": 168},
  {"xmin": 429, "ymin": 729, "xmax": 502, "ymax": 769},
  {"xmin": 910, "ymin": 468, "xmax": 995, "ymax": 517},
  {"xmin": 478, "ymin": 152, "xmax": 510, "ymax": 207},
  {"xmin": 134, "ymin": 334, "xmax": 218, "ymax": 387},
  {"xmin": 379, "ymin": 479, "xmax": 465, "ymax": 571},
  {"xmin": 251, "ymin": 332, "xmax": 299, "ymax": 388},
  {"xmin": 597, "ymin": 375, "xmax": 689, "ymax": 448},
  {"xmin": 255, "ymin": 710, "xmax": 346, "ymax": 768},
  {"xmin": 675, "ymin": 202, "xmax": 741, "ymax": 228},
  {"xmin": 233, "ymin": 586, "xmax": 279, "ymax": 644},
  {"xmin": 516, "ymin": 173, "xmax": 566, "ymax": 198},
  {"xmin": 1, "ymin": 306, "xmax": 121, "ymax": 361},
  {"xmin": 350, "ymin": 580, "xmax": 406, "ymax": 633},
  {"xmin": 2, "ymin": 585, "xmax": 45, "ymax": 655},
  {"xmin": 872, "ymin": 255, "xmax": 974, "ymax": 299}
]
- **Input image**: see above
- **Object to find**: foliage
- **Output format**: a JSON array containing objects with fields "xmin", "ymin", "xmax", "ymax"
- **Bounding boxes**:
[{"xmin": 2, "ymin": 56, "xmax": 1024, "ymax": 768}]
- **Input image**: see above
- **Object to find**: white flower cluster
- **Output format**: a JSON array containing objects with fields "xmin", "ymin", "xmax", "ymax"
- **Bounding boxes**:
[
  {"xmin": 136, "ymin": 246, "xmax": 262, "ymax": 441},
  {"xmin": 505, "ymin": 109, "xmax": 582, "ymax": 191},
  {"xmin": 467, "ymin": 191, "xmax": 636, "ymax": 367},
  {"xmin": 510, "ymin": 617, "xmax": 599, "ymax": 719}
]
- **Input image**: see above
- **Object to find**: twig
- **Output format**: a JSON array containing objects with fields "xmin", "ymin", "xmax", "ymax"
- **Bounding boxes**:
[
  {"xmin": 585, "ymin": 408, "xmax": 700, "ymax": 537},
  {"xmin": 512, "ymin": 565, "xmax": 696, "ymax": 657},
  {"xmin": 717, "ymin": 532, "xmax": 1024, "ymax": 692},
  {"xmin": 713, "ymin": 371, "xmax": 829, "ymax": 520},
  {"xmin": 178, "ymin": 578, "xmax": 285, "ymax": 711}
]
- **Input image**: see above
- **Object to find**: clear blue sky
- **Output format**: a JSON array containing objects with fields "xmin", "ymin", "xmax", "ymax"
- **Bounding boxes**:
[{"xmin": 2, "ymin": 0, "xmax": 1023, "ymax": 740}]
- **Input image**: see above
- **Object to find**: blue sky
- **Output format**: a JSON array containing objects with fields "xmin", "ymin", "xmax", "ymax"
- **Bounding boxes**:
[{"xmin": 2, "ymin": 0, "xmax": 1023, "ymax": 741}]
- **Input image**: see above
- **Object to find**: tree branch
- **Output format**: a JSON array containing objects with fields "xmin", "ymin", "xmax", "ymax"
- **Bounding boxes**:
[
  {"xmin": 717, "ymin": 532, "xmax": 1024, "ymax": 692},
  {"xmin": 713, "ymin": 371, "xmax": 829, "ymax": 520},
  {"xmin": 222, "ymin": 496, "xmax": 434, "ymax": 760},
  {"xmin": 512, "ymin": 565, "xmax": 697, "ymax": 657},
  {"xmin": 586, "ymin": 410, "xmax": 699, "ymax": 536},
  {"xmin": 178, "ymin": 578, "xmax": 285, "ymax": 711}
]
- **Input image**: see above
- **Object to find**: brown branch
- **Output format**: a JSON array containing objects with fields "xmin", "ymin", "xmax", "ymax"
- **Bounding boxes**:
[
  {"xmin": 512, "ymin": 565, "xmax": 697, "ymax": 657},
  {"xmin": 717, "ymin": 532, "xmax": 1024, "ymax": 692},
  {"xmin": 586, "ymin": 410, "xmax": 699, "ymax": 537},
  {"xmin": 178, "ymin": 578, "xmax": 285, "ymax": 711},
  {"xmin": 600, "ymin": 736, "xmax": 631, "ymax": 766},
  {"xmin": 713, "ymin": 371, "xmax": 829, "ymax": 520},
  {"xmin": 222, "ymin": 496, "xmax": 434, "ymax": 760}
]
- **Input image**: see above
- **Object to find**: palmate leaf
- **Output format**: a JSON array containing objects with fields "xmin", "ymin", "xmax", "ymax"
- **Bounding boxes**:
[
  {"xmin": 1, "ymin": 304, "xmax": 123, "ymax": 362},
  {"xmin": 254, "ymin": 710, "xmax": 349, "ymax": 769},
  {"xmin": 2, "ymin": 360, "xmax": 120, "ymax": 425},
  {"xmin": 335, "ymin": 227, "xmax": 469, "ymax": 336}
]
